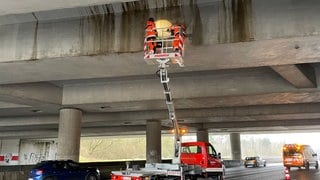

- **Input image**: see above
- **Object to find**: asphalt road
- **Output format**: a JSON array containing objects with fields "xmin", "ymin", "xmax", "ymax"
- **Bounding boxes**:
[{"xmin": 225, "ymin": 163, "xmax": 320, "ymax": 180}]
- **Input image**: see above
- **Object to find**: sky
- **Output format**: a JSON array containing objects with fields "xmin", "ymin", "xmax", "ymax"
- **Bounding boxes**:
[
  {"xmin": 241, "ymin": 132, "xmax": 320, "ymax": 153},
  {"xmin": 181, "ymin": 132, "xmax": 320, "ymax": 154}
]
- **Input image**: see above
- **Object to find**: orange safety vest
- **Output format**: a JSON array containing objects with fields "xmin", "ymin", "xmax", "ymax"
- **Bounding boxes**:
[
  {"xmin": 169, "ymin": 25, "xmax": 181, "ymax": 36},
  {"xmin": 145, "ymin": 20, "xmax": 157, "ymax": 39},
  {"xmin": 169, "ymin": 24, "xmax": 186, "ymax": 50}
]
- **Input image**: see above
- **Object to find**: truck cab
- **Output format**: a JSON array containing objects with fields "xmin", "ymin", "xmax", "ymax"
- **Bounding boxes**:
[{"xmin": 181, "ymin": 141, "xmax": 225, "ymax": 179}]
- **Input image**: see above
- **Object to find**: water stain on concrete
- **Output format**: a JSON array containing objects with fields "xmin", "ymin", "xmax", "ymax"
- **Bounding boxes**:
[
  {"xmin": 218, "ymin": 0, "xmax": 254, "ymax": 43},
  {"xmin": 77, "ymin": 0, "xmax": 262, "ymax": 56},
  {"xmin": 31, "ymin": 12, "xmax": 39, "ymax": 60},
  {"xmin": 78, "ymin": 1, "xmax": 192, "ymax": 55}
]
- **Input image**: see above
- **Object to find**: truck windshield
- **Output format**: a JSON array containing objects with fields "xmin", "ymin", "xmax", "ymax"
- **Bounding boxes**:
[
  {"xmin": 207, "ymin": 144, "xmax": 217, "ymax": 157},
  {"xmin": 245, "ymin": 157, "xmax": 257, "ymax": 161},
  {"xmin": 181, "ymin": 145, "xmax": 202, "ymax": 153},
  {"xmin": 283, "ymin": 149, "xmax": 300, "ymax": 156}
]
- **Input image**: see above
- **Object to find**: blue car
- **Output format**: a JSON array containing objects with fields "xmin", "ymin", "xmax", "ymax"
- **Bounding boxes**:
[{"xmin": 28, "ymin": 159, "xmax": 100, "ymax": 180}]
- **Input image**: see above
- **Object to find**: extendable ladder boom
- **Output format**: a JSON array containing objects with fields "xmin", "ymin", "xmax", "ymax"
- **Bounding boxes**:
[
  {"xmin": 144, "ymin": 26, "xmax": 186, "ymax": 164},
  {"xmin": 158, "ymin": 60, "xmax": 181, "ymax": 164}
]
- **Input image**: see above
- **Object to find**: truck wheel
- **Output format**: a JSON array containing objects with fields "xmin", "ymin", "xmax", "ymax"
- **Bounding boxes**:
[
  {"xmin": 86, "ymin": 174, "xmax": 97, "ymax": 180},
  {"xmin": 208, "ymin": 174, "xmax": 224, "ymax": 180},
  {"xmin": 43, "ymin": 177, "xmax": 56, "ymax": 180},
  {"xmin": 185, "ymin": 175, "xmax": 197, "ymax": 180},
  {"xmin": 215, "ymin": 175, "xmax": 224, "ymax": 180},
  {"xmin": 306, "ymin": 162, "xmax": 310, "ymax": 170}
]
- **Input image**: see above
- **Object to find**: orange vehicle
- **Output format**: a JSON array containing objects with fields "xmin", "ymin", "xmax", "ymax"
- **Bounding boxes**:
[{"xmin": 282, "ymin": 144, "xmax": 319, "ymax": 170}]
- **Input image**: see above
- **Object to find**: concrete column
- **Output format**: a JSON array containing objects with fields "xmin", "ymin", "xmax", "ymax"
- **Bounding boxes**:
[
  {"xmin": 56, "ymin": 108, "xmax": 82, "ymax": 162},
  {"xmin": 196, "ymin": 129, "xmax": 208, "ymax": 142},
  {"xmin": 146, "ymin": 120, "xmax": 161, "ymax": 163},
  {"xmin": 230, "ymin": 133, "xmax": 242, "ymax": 160}
]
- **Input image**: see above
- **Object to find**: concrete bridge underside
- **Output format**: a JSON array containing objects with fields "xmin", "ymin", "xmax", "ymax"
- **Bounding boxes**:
[{"xmin": 1, "ymin": 0, "xmax": 320, "ymax": 139}]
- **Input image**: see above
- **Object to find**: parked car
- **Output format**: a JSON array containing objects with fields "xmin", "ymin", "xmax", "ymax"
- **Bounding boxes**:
[
  {"xmin": 28, "ymin": 159, "xmax": 100, "ymax": 180},
  {"xmin": 244, "ymin": 156, "xmax": 266, "ymax": 168}
]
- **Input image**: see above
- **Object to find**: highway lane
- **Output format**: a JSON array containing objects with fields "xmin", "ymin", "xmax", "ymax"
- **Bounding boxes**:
[
  {"xmin": 288, "ymin": 167, "xmax": 320, "ymax": 180},
  {"xmin": 225, "ymin": 163, "xmax": 320, "ymax": 180}
]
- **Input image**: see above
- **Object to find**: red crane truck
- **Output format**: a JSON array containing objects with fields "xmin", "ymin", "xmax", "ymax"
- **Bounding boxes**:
[{"xmin": 111, "ymin": 25, "xmax": 225, "ymax": 180}]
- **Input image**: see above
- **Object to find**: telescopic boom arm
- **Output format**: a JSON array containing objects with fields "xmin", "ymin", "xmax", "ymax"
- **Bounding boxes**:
[{"xmin": 158, "ymin": 61, "xmax": 181, "ymax": 164}]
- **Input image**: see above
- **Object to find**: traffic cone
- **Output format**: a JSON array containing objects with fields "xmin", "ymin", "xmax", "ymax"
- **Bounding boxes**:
[{"xmin": 284, "ymin": 167, "xmax": 291, "ymax": 180}]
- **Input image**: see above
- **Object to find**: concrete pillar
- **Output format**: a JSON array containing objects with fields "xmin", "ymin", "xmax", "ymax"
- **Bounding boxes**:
[
  {"xmin": 230, "ymin": 133, "xmax": 242, "ymax": 160},
  {"xmin": 146, "ymin": 120, "xmax": 161, "ymax": 163},
  {"xmin": 196, "ymin": 129, "xmax": 208, "ymax": 142},
  {"xmin": 56, "ymin": 108, "xmax": 82, "ymax": 162}
]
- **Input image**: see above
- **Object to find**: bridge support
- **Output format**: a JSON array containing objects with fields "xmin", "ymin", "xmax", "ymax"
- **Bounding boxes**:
[
  {"xmin": 196, "ymin": 129, "xmax": 209, "ymax": 142},
  {"xmin": 146, "ymin": 120, "xmax": 161, "ymax": 163},
  {"xmin": 56, "ymin": 108, "xmax": 82, "ymax": 161},
  {"xmin": 230, "ymin": 133, "xmax": 242, "ymax": 160}
]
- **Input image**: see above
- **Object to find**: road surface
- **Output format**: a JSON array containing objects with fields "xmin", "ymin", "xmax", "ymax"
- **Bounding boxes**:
[{"xmin": 226, "ymin": 163, "xmax": 320, "ymax": 180}]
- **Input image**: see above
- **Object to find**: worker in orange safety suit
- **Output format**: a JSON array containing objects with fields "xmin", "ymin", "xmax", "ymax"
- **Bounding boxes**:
[
  {"xmin": 145, "ymin": 18, "xmax": 158, "ymax": 54},
  {"xmin": 168, "ymin": 24, "xmax": 186, "ymax": 53}
]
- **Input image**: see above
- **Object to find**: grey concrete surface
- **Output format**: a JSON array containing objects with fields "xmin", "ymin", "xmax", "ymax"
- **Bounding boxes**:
[
  {"xmin": 0, "ymin": 0, "xmax": 320, "ymax": 139},
  {"xmin": 57, "ymin": 108, "xmax": 82, "ymax": 161}
]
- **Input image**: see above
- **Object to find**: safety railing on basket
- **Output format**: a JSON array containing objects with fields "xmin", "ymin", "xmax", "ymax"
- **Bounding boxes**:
[{"xmin": 144, "ymin": 27, "xmax": 185, "ymax": 59}]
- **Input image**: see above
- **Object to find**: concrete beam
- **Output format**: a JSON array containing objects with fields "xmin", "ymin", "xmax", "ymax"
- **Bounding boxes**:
[
  {"xmin": 0, "ymin": 116, "xmax": 57, "ymax": 126},
  {"xmin": 3, "ymin": 119, "xmax": 320, "ymax": 139},
  {"xmin": 313, "ymin": 64, "xmax": 320, "ymax": 88},
  {"xmin": 0, "ymin": 83, "xmax": 62, "ymax": 108},
  {"xmin": 1, "ymin": 35, "xmax": 320, "ymax": 85},
  {"xmin": 2, "ymin": 103, "xmax": 320, "ymax": 128},
  {"xmin": 203, "ymin": 119, "xmax": 320, "ymax": 129},
  {"xmin": 0, "ymin": 125, "xmax": 146, "ymax": 139},
  {"xmin": 0, "ymin": 101, "xmax": 29, "ymax": 108},
  {"xmin": 210, "ymin": 126, "xmax": 320, "ymax": 133},
  {"xmin": 1, "ymin": 0, "xmax": 320, "ymax": 84},
  {"xmin": 70, "ymin": 91, "xmax": 320, "ymax": 113},
  {"xmin": 0, "ymin": 0, "xmax": 137, "ymax": 16},
  {"xmin": 0, "ymin": 129, "xmax": 58, "ymax": 139},
  {"xmin": 271, "ymin": 65, "xmax": 315, "ymax": 88}
]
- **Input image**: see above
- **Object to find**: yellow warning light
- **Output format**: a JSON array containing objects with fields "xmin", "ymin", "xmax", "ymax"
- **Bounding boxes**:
[
  {"xmin": 180, "ymin": 128, "xmax": 187, "ymax": 135},
  {"xmin": 296, "ymin": 144, "xmax": 301, "ymax": 150},
  {"xmin": 155, "ymin": 19, "xmax": 172, "ymax": 38},
  {"xmin": 170, "ymin": 127, "xmax": 188, "ymax": 136}
]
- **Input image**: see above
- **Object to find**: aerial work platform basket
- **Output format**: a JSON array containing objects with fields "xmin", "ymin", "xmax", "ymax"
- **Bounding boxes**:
[{"xmin": 144, "ymin": 27, "xmax": 185, "ymax": 67}]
